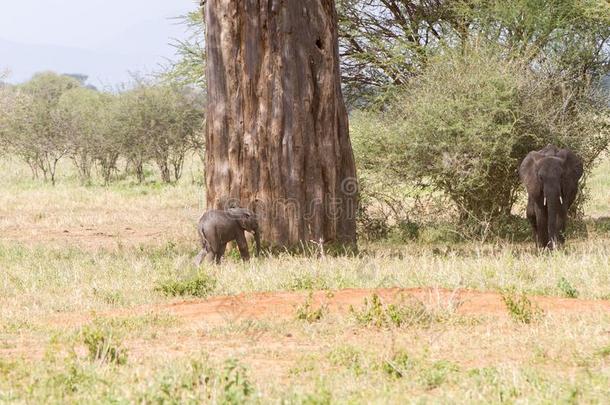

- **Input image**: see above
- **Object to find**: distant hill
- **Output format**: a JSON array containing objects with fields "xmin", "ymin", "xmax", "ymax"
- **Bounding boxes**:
[
  {"xmin": 0, "ymin": 35, "xmax": 174, "ymax": 87},
  {"xmin": 0, "ymin": 15, "xmax": 188, "ymax": 87}
]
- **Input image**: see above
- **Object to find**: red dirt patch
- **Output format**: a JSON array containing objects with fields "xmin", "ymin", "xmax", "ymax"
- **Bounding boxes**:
[
  {"xmin": 54, "ymin": 287, "xmax": 610, "ymax": 328},
  {"xmin": 162, "ymin": 288, "xmax": 610, "ymax": 321},
  {"xmin": 4, "ymin": 288, "xmax": 610, "ymax": 362}
]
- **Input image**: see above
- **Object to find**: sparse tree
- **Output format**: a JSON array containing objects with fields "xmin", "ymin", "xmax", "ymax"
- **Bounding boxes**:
[
  {"xmin": 112, "ymin": 89, "xmax": 151, "ymax": 183},
  {"xmin": 166, "ymin": 11, "xmax": 206, "ymax": 88},
  {"xmin": 112, "ymin": 82, "xmax": 204, "ymax": 183},
  {"xmin": 7, "ymin": 72, "xmax": 80, "ymax": 184},
  {"xmin": 94, "ymin": 97, "xmax": 123, "ymax": 185},
  {"xmin": 54, "ymin": 87, "xmax": 112, "ymax": 183},
  {"xmin": 175, "ymin": 1, "xmax": 610, "ymax": 108},
  {"xmin": 0, "ymin": 82, "xmax": 15, "ymax": 156}
]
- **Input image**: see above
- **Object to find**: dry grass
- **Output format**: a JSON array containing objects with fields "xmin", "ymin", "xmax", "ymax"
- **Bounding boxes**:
[
  {"xmin": 587, "ymin": 152, "xmax": 610, "ymax": 218},
  {"xmin": 0, "ymin": 156, "xmax": 205, "ymax": 250},
  {"xmin": 0, "ymin": 155, "xmax": 609, "ymax": 403},
  {"xmin": 1, "ymin": 310, "xmax": 609, "ymax": 403}
]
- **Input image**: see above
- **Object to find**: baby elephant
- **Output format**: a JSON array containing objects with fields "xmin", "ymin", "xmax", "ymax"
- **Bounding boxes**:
[{"xmin": 195, "ymin": 208, "xmax": 261, "ymax": 265}]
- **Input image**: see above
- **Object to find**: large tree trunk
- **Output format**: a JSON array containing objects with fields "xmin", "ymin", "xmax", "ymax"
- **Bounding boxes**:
[{"xmin": 205, "ymin": 0, "xmax": 358, "ymax": 250}]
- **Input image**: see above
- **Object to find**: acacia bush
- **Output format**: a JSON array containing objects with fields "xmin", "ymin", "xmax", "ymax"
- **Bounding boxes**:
[
  {"xmin": 94, "ymin": 96, "xmax": 123, "ymax": 185},
  {"xmin": 54, "ymin": 87, "xmax": 113, "ymax": 183},
  {"xmin": 5, "ymin": 73, "xmax": 81, "ymax": 184},
  {"xmin": 0, "ymin": 83, "xmax": 15, "ymax": 155},
  {"xmin": 351, "ymin": 111, "xmax": 410, "ymax": 240},
  {"xmin": 379, "ymin": 47, "xmax": 609, "ymax": 236},
  {"xmin": 112, "ymin": 83, "xmax": 204, "ymax": 183},
  {"xmin": 350, "ymin": 46, "xmax": 609, "ymax": 240}
]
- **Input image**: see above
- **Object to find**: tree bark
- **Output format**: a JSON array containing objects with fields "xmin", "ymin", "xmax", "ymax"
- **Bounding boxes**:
[{"xmin": 205, "ymin": 0, "xmax": 358, "ymax": 250}]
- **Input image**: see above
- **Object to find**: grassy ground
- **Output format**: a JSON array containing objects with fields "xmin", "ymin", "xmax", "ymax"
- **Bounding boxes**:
[
  {"xmin": 0, "ymin": 155, "xmax": 609, "ymax": 403},
  {"xmin": 587, "ymin": 153, "xmax": 610, "ymax": 218}
]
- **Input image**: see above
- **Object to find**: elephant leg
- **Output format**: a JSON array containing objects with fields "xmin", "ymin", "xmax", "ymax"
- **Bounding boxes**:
[
  {"xmin": 195, "ymin": 249, "xmax": 216, "ymax": 264},
  {"xmin": 204, "ymin": 250, "xmax": 216, "ymax": 263},
  {"xmin": 195, "ymin": 229, "xmax": 211, "ymax": 266},
  {"xmin": 214, "ymin": 243, "xmax": 227, "ymax": 265},
  {"xmin": 194, "ymin": 249, "xmax": 206, "ymax": 266},
  {"xmin": 526, "ymin": 200, "xmax": 537, "ymax": 245},
  {"xmin": 202, "ymin": 230, "xmax": 223, "ymax": 265},
  {"xmin": 535, "ymin": 206, "xmax": 548, "ymax": 249},
  {"xmin": 235, "ymin": 231, "xmax": 250, "ymax": 261}
]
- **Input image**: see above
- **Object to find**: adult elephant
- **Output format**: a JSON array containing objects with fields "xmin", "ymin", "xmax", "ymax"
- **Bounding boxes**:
[{"xmin": 519, "ymin": 144, "xmax": 583, "ymax": 249}]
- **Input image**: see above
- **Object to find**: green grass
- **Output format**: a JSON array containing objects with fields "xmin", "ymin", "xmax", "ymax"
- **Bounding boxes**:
[
  {"xmin": 2, "ymin": 239, "xmax": 610, "ymax": 323},
  {"xmin": 557, "ymin": 276, "xmax": 580, "ymax": 298},
  {"xmin": 0, "ymin": 355, "xmax": 256, "ymax": 404},
  {"xmin": 155, "ymin": 270, "xmax": 217, "ymax": 298},
  {"xmin": 2, "ymin": 327, "xmax": 608, "ymax": 403},
  {"xmin": 0, "ymin": 155, "xmax": 609, "ymax": 403},
  {"xmin": 82, "ymin": 323, "xmax": 128, "ymax": 365}
]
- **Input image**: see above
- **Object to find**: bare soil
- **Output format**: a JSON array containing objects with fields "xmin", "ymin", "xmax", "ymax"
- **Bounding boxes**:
[
  {"xmin": 0, "ymin": 225, "xmax": 161, "ymax": 248},
  {"xmin": 38, "ymin": 287, "xmax": 610, "ymax": 334},
  {"xmin": 148, "ymin": 287, "xmax": 610, "ymax": 324}
]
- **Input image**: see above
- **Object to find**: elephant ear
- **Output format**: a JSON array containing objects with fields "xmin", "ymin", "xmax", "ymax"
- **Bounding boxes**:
[
  {"xmin": 237, "ymin": 210, "xmax": 253, "ymax": 231},
  {"xmin": 557, "ymin": 148, "xmax": 583, "ymax": 204},
  {"xmin": 557, "ymin": 148, "xmax": 583, "ymax": 180},
  {"xmin": 519, "ymin": 151, "xmax": 543, "ymax": 196}
]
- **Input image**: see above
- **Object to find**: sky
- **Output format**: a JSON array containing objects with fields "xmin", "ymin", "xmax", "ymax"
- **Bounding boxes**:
[{"xmin": 0, "ymin": 0, "xmax": 199, "ymax": 86}]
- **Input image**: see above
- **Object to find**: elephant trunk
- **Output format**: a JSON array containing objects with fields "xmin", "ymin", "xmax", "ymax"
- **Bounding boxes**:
[{"xmin": 545, "ymin": 187, "xmax": 561, "ymax": 250}]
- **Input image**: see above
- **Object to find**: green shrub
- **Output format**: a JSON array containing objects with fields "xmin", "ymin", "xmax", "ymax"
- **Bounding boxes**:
[
  {"xmin": 357, "ymin": 212, "xmax": 391, "ymax": 241},
  {"xmin": 390, "ymin": 47, "xmax": 531, "ymax": 225},
  {"xmin": 380, "ymin": 352, "xmax": 459, "ymax": 389},
  {"xmin": 328, "ymin": 346, "xmax": 364, "ymax": 374},
  {"xmin": 46, "ymin": 361, "xmax": 99, "ymax": 394},
  {"xmin": 284, "ymin": 272, "xmax": 328, "ymax": 291},
  {"xmin": 418, "ymin": 223, "xmax": 464, "ymax": 244},
  {"xmin": 501, "ymin": 288, "xmax": 545, "ymax": 324},
  {"xmin": 596, "ymin": 345, "xmax": 610, "ymax": 358},
  {"xmin": 557, "ymin": 277, "xmax": 579, "ymax": 298},
  {"xmin": 219, "ymin": 359, "xmax": 254, "ymax": 404},
  {"xmin": 137, "ymin": 358, "xmax": 214, "ymax": 403},
  {"xmin": 155, "ymin": 271, "xmax": 217, "ymax": 298},
  {"xmin": 592, "ymin": 217, "xmax": 610, "ymax": 234},
  {"xmin": 286, "ymin": 387, "xmax": 333, "ymax": 405},
  {"xmin": 380, "ymin": 350, "xmax": 411, "ymax": 379},
  {"xmin": 81, "ymin": 325, "xmax": 127, "ymax": 365},
  {"xmin": 350, "ymin": 294, "xmax": 433, "ymax": 328},
  {"xmin": 419, "ymin": 360, "xmax": 460, "ymax": 390},
  {"xmin": 393, "ymin": 219, "xmax": 420, "ymax": 241},
  {"xmin": 295, "ymin": 292, "xmax": 327, "ymax": 323},
  {"xmin": 368, "ymin": 45, "xmax": 609, "ymax": 235}
]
